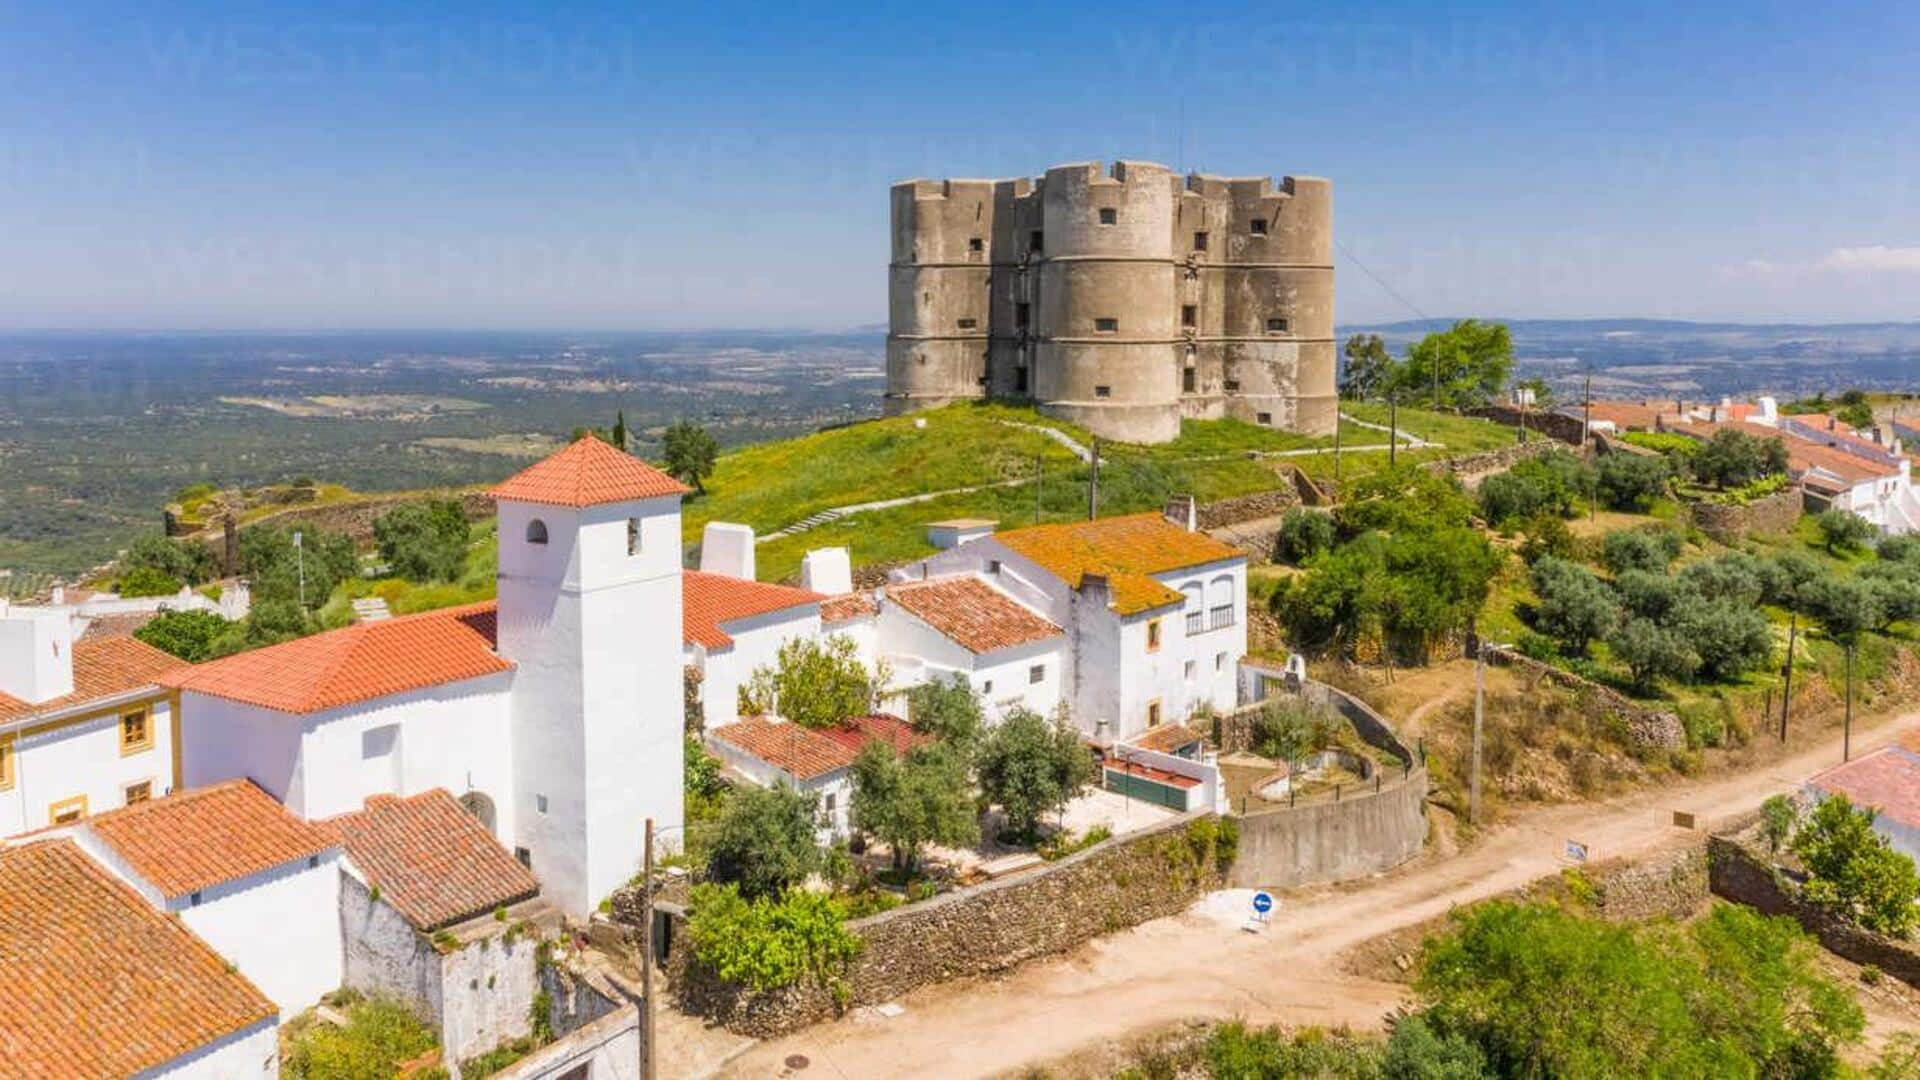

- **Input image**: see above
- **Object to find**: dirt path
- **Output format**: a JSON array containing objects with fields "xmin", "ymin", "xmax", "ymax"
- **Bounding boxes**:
[{"xmin": 716, "ymin": 705, "xmax": 1920, "ymax": 1079}]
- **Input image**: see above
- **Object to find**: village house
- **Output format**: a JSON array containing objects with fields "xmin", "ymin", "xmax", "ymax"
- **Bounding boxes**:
[
  {"xmin": 1804, "ymin": 745, "xmax": 1920, "ymax": 866},
  {"xmin": 704, "ymin": 713, "xmax": 926, "ymax": 839},
  {"xmin": 876, "ymin": 573, "xmax": 1067, "ymax": 720}
]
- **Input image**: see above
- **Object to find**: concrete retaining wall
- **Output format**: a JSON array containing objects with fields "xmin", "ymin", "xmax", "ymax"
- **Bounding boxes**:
[{"xmin": 1230, "ymin": 769, "xmax": 1428, "ymax": 889}]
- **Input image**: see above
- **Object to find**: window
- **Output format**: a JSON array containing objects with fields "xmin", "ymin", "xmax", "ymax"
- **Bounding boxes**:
[
  {"xmin": 1257, "ymin": 412, "xmax": 1273, "ymax": 425},
  {"xmin": 1266, "ymin": 317, "xmax": 1289, "ymax": 333},
  {"xmin": 1094, "ymin": 317, "xmax": 1119, "ymax": 333},
  {"xmin": 824, "ymin": 791, "xmax": 836, "ymax": 814},
  {"xmin": 627, "ymin": 517, "xmax": 642, "ymax": 556},
  {"xmin": 957, "ymin": 317, "xmax": 977, "ymax": 330},
  {"xmin": 988, "ymin": 559, "xmax": 1002, "ymax": 574},
  {"xmin": 982, "ymin": 679, "xmax": 994, "ymax": 695},
  {"xmin": 1183, "ymin": 367, "xmax": 1196, "ymax": 393},
  {"xmin": 1029, "ymin": 229, "xmax": 1044, "ymax": 251},
  {"xmin": 536, "ymin": 794, "xmax": 549, "ymax": 814},
  {"xmin": 361, "ymin": 724, "xmax": 398, "ymax": 760},
  {"xmin": 1015, "ymin": 367, "xmax": 1028, "ymax": 393},
  {"xmin": 515, "ymin": 847, "xmax": 533, "ymax": 869},
  {"xmin": 1185, "ymin": 660, "xmax": 1196, "ymax": 682},
  {"xmin": 1095, "ymin": 385, "xmax": 1112, "ymax": 398},
  {"xmin": 525, "ymin": 518, "xmax": 549, "ymax": 545},
  {"xmin": 119, "ymin": 709, "xmax": 152, "ymax": 755},
  {"xmin": 1181, "ymin": 304, "xmax": 1197, "ymax": 328},
  {"xmin": 1193, "ymin": 231, "xmax": 1209, "ymax": 251},
  {"xmin": 189, "ymin": 891, "xmax": 202, "ymax": 907},
  {"xmin": 49, "ymin": 795, "xmax": 87, "ymax": 826},
  {"xmin": 1250, "ymin": 218, "xmax": 1269, "ymax": 235},
  {"xmin": 1015, "ymin": 302, "xmax": 1030, "ymax": 329},
  {"xmin": 0, "ymin": 734, "xmax": 14, "ymax": 791},
  {"xmin": 1098, "ymin": 207, "xmax": 1117, "ymax": 225},
  {"xmin": 124, "ymin": 780, "xmax": 152, "ymax": 806},
  {"xmin": 1146, "ymin": 618, "xmax": 1163, "ymax": 652},
  {"xmin": 308, "ymin": 855, "xmax": 320, "ymax": 869},
  {"xmin": 1029, "ymin": 664, "xmax": 1045, "ymax": 684},
  {"xmin": 968, "ymin": 236, "xmax": 983, "ymax": 252},
  {"xmin": 1216, "ymin": 652, "xmax": 1227, "ymax": 672},
  {"xmin": 1224, "ymin": 379, "xmax": 1240, "ymax": 392},
  {"xmin": 1147, "ymin": 700, "xmax": 1163, "ymax": 728}
]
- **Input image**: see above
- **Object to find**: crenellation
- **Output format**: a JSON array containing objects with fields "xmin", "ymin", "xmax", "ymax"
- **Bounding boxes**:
[{"xmin": 886, "ymin": 158, "xmax": 1335, "ymax": 442}]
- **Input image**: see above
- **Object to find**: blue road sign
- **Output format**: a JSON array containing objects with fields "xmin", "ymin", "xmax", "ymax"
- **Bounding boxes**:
[{"xmin": 1252, "ymin": 891, "xmax": 1274, "ymax": 915}]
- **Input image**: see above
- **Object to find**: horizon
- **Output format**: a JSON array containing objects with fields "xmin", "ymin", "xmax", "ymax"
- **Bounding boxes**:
[{"xmin": 2, "ymin": 2, "xmax": 1915, "ymax": 330}]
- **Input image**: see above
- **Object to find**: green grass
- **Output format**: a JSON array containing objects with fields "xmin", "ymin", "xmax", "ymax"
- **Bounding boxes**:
[
  {"xmin": 1342, "ymin": 401, "xmax": 1537, "ymax": 453},
  {"xmin": 318, "ymin": 521, "xmax": 500, "ymax": 626},
  {"xmin": 282, "ymin": 994, "xmax": 438, "ymax": 1080}
]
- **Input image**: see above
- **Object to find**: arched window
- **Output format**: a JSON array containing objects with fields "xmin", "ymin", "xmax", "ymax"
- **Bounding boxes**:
[
  {"xmin": 525, "ymin": 518, "xmax": 549, "ymax": 545},
  {"xmin": 1208, "ymin": 574, "xmax": 1236, "ymax": 630},
  {"xmin": 1181, "ymin": 583, "xmax": 1204, "ymax": 635}
]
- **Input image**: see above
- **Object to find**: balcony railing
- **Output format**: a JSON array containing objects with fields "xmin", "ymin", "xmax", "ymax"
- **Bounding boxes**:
[
  {"xmin": 1185, "ymin": 611, "xmax": 1205, "ymax": 635},
  {"xmin": 1209, "ymin": 605, "xmax": 1236, "ymax": 631}
]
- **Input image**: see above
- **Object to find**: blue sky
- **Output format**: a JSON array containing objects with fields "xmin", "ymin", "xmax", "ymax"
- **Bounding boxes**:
[{"xmin": 1, "ymin": 1, "xmax": 1914, "ymax": 330}]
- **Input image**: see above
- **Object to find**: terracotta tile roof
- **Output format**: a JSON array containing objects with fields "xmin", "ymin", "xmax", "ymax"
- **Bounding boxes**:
[
  {"xmin": 819, "ymin": 592, "xmax": 878, "ymax": 624},
  {"xmin": 994, "ymin": 513, "xmax": 1244, "ymax": 615},
  {"xmin": 886, "ymin": 576, "xmax": 1063, "ymax": 654},
  {"xmin": 818, "ymin": 713, "xmax": 929, "ymax": 758},
  {"xmin": 489, "ymin": 435, "xmax": 689, "ymax": 507},
  {"xmin": 84, "ymin": 779, "xmax": 336, "ymax": 902},
  {"xmin": 1808, "ymin": 746, "xmax": 1920, "ymax": 833},
  {"xmin": 160, "ymin": 602, "xmax": 508, "ymax": 715},
  {"xmin": 1101, "ymin": 755, "xmax": 1200, "ymax": 789},
  {"xmin": 1669, "ymin": 419, "xmax": 1898, "ymax": 487},
  {"xmin": 0, "ymin": 839, "xmax": 276, "ymax": 1077},
  {"xmin": 0, "ymin": 634, "xmax": 180, "ymax": 725},
  {"xmin": 79, "ymin": 611, "xmax": 159, "ymax": 640},
  {"xmin": 325, "ymin": 789, "xmax": 540, "ymax": 931},
  {"xmin": 707, "ymin": 717, "xmax": 856, "ymax": 781},
  {"xmin": 683, "ymin": 571, "xmax": 822, "ymax": 650},
  {"xmin": 1128, "ymin": 722, "xmax": 1204, "ymax": 755}
]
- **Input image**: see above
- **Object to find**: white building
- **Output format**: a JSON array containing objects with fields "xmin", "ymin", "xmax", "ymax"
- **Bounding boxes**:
[
  {"xmin": 164, "ymin": 436, "xmax": 691, "ymax": 918},
  {"xmin": 0, "ymin": 838, "xmax": 281, "ymax": 1079},
  {"xmin": 705, "ymin": 713, "xmax": 927, "ymax": 840},
  {"xmin": 0, "ymin": 600, "xmax": 183, "ymax": 836},
  {"xmin": 683, "ymin": 570, "xmax": 826, "ymax": 731},
  {"xmin": 906, "ymin": 509, "xmax": 1249, "ymax": 744},
  {"xmin": 877, "ymin": 574, "xmax": 1066, "ymax": 721}
]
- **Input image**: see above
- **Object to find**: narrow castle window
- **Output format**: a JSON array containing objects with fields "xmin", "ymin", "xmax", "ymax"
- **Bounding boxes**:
[
  {"xmin": 1095, "ymin": 386, "xmax": 1112, "ymax": 398},
  {"xmin": 1015, "ymin": 302, "xmax": 1030, "ymax": 328},
  {"xmin": 1224, "ymin": 379, "xmax": 1240, "ymax": 393},
  {"xmin": 526, "ymin": 518, "xmax": 549, "ymax": 545},
  {"xmin": 1266, "ymin": 317, "xmax": 1289, "ymax": 334},
  {"xmin": 1258, "ymin": 412, "xmax": 1273, "ymax": 425},
  {"xmin": 1098, "ymin": 207, "xmax": 1117, "ymax": 225},
  {"xmin": 1094, "ymin": 317, "xmax": 1118, "ymax": 333},
  {"xmin": 1250, "ymin": 218, "xmax": 1269, "ymax": 235},
  {"xmin": 957, "ymin": 317, "xmax": 977, "ymax": 330},
  {"xmin": 1193, "ymin": 231, "xmax": 1209, "ymax": 251},
  {"xmin": 968, "ymin": 236, "xmax": 983, "ymax": 252},
  {"xmin": 1029, "ymin": 230, "xmax": 1044, "ymax": 252},
  {"xmin": 1181, "ymin": 304, "xmax": 1197, "ymax": 328},
  {"xmin": 1183, "ymin": 368, "xmax": 1196, "ymax": 393},
  {"xmin": 1015, "ymin": 367, "xmax": 1028, "ymax": 393}
]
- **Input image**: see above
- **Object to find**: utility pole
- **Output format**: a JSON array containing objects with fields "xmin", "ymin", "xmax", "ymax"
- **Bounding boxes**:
[
  {"xmin": 1471, "ymin": 633, "xmax": 1485, "ymax": 826},
  {"xmin": 293, "ymin": 530, "xmax": 307, "ymax": 609},
  {"xmin": 1333, "ymin": 402, "xmax": 1343, "ymax": 482},
  {"xmin": 641, "ymin": 818, "xmax": 655, "ymax": 1080},
  {"xmin": 1087, "ymin": 437, "xmax": 1100, "ymax": 520},
  {"xmin": 1844, "ymin": 642, "xmax": 1856, "ymax": 762},
  {"xmin": 1780, "ymin": 609, "xmax": 1799, "ymax": 742},
  {"xmin": 1389, "ymin": 394, "xmax": 1399, "ymax": 469},
  {"xmin": 1035, "ymin": 452, "xmax": 1043, "ymax": 525},
  {"xmin": 1583, "ymin": 374, "xmax": 1597, "ymax": 523}
]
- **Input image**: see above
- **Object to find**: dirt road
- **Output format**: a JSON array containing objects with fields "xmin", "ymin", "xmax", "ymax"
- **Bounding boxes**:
[{"xmin": 717, "ymin": 705, "xmax": 1919, "ymax": 1079}]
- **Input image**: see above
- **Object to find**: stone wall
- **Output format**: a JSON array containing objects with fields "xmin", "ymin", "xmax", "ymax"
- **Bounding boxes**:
[
  {"xmin": 641, "ymin": 812, "xmax": 1232, "ymax": 1038},
  {"xmin": 1421, "ymin": 439, "xmax": 1556, "ymax": 484},
  {"xmin": 1195, "ymin": 488, "xmax": 1300, "ymax": 529},
  {"xmin": 1484, "ymin": 646, "xmax": 1685, "ymax": 752},
  {"xmin": 1465, "ymin": 405, "xmax": 1590, "ymax": 446},
  {"xmin": 1575, "ymin": 844, "xmax": 1710, "ymax": 922},
  {"xmin": 1709, "ymin": 826, "xmax": 1920, "ymax": 987},
  {"xmin": 1686, "ymin": 486, "xmax": 1803, "ymax": 544}
]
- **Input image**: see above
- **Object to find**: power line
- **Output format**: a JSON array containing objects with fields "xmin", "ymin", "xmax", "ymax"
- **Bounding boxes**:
[{"xmin": 1335, "ymin": 238, "xmax": 1431, "ymax": 324}]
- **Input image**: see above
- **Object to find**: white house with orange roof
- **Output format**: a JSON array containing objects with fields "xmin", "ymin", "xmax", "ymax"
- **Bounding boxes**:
[
  {"xmin": 163, "ymin": 436, "xmax": 691, "ymax": 917},
  {"xmin": 0, "ymin": 599, "xmax": 183, "ymax": 837},
  {"xmin": 683, "ymin": 563, "xmax": 827, "ymax": 731},
  {"xmin": 877, "ymin": 574, "xmax": 1067, "ymax": 721}
]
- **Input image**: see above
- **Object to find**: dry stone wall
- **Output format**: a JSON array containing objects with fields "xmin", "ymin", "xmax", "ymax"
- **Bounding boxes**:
[
  {"xmin": 1484, "ymin": 646, "xmax": 1685, "ymax": 752},
  {"xmin": 1686, "ymin": 486, "xmax": 1803, "ymax": 544},
  {"xmin": 1709, "ymin": 826, "xmax": 1920, "ymax": 987}
]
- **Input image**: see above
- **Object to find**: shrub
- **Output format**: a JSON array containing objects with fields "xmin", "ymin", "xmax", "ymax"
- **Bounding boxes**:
[
  {"xmin": 977, "ymin": 707, "xmax": 1094, "ymax": 840},
  {"xmin": 1815, "ymin": 509, "xmax": 1876, "ymax": 555},
  {"xmin": 1517, "ymin": 512, "xmax": 1579, "ymax": 565},
  {"xmin": 115, "ymin": 565, "xmax": 182, "ymax": 597},
  {"xmin": 123, "ymin": 532, "xmax": 219, "ymax": 585},
  {"xmin": 1761, "ymin": 794, "xmax": 1798, "ymax": 853},
  {"xmin": 1792, "ymin": 794, "xmax": 1920, "ymax": 936},
  {"xmin": 684, "ymin": 883, "xmax": 861, "ymax": 993},
  {"xmin": 372, "ymin": 499, "xmax": 470, "ymax": 583},
  {"xmin": 134, "ymin": 609, "xmax": 234, "ymax": 662},
  {"xmin": 706, "ymin": 784, "xmax": 820, "ymax": 900},
  {"xmin": 1595, "ymin": 451, "xmax": 1670, "ymax": 511},
  {"xmin": 1601, "ymin": 528, "xmax": 1681, "ymax": 576},
  {"xmin": 1250, "ymin": 697, "xmax": 1342, "ymax": 762},
  {"xmin": 282, "ymin": 996, "xmax": 438, "ymax": 1080},
  {"xmin": 1275, "ymin": 508, "xmax": 1337, "ymax": 564}
]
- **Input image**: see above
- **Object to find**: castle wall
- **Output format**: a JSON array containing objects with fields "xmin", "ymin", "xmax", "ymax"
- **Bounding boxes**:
[{"xmin": 888, "ymin": 162, "xmax": 1334, "ymax": 443}]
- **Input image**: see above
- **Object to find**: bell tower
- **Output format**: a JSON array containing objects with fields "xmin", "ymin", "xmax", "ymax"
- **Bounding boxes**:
[{"xmin": 491, "ymin": 437, "xmax": 689, "ymax": 916}]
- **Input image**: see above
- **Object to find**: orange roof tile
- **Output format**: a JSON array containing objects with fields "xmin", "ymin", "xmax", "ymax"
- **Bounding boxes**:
[
  {"xmin": 707, "ymin": 717, "xmax": 857, "ymax": 780},
  {"xmin": 0, "ymin": 634, "xmax": 180, "ymax": 725},
  {"xmin": 683, "ymin": 571, "xmax": 822, "ymax": 650},
  {"xmin": 994, "ymin": 513, "xmax": 1244, "ymax": 615},
  {"xmin": 160, "ymin": 602, "xmax": 508, "ymax": 715},
  {"xmin": 1809, "ymin": 746, "xmax": 1920, "ymax": 833},
  {"xmin": 325, "ymin": 789, "xmax": 539, "ymax": 931},
  {"xmin": 0, "ymin": 839, "xmax": 276, "ymax": 1077},
  {"xmin": 1670, "ymin": 419, "xmax": 1898, "ymax": 487},
  {"xmin": 820, "ymin": 592, "xmax": 878, "ymax": 624},
  {"xmin": 84, "ymin": 780, "xmax": 336, "ymax": 901},
  {"xmin": 887, "ymin": 576, "xmax": 1062, "ymax": 654},
  {"xmin": 818, "ymin": 713, "xmax": 929, "ymax": 758},
  {"xmin": 489, "ymin": 436, "xmax": 689, "ymax": 507},
  {"xmin": 1128, "ymin": 722, "xmax": 1205, "ymax": 755}
]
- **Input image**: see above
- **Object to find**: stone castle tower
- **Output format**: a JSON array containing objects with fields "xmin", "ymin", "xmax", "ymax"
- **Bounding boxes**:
[{"xmin": 885, "ymin": 160, "xmax": 1335, "ymax": 444}]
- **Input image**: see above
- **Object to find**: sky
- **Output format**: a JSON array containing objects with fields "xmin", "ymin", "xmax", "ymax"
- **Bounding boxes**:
[{"xmin": 0, "ymin": 1, "xmax": 1915, "ymax": 331}]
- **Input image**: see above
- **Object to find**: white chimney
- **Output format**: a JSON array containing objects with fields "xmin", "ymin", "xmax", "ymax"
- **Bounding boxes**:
[
  {"xmin": 699, "ymin": 522, "xmax": 757, "ymax": 580},
  {"xmin": 0, "ymin": 606, "xmax": 75, "ymax": 705},
  {"xmin": 800, "ymin": 548, "xmax": 853, "ymax": 595},
  {"xmin": 1163, "ymin": 494, "xmax": 1197, "ymax": 532}
]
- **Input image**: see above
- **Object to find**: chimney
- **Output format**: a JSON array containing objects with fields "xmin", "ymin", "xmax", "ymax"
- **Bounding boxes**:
[
  {"xmin": 1077, "ymin": 572, "xmax": 1113, "ymax": 612},
  {"xmin": 1163, "ymin": 494, "xmax": 1197, "ymax": 532},
  {"xmin": 698, "ymin": 522, "xmax": 756, "ymax": 580},
  {"xmin": 0, "ymin": 606, "xmax": 75, "ymax": 705},
  {"xmin": 799, "ymin": 548, "xmax": 853, "ymax": 595}
]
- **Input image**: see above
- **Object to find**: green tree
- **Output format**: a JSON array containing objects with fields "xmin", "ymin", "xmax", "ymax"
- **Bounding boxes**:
[
  {"xmin": 1676, "ymin": 552, "xmax": 1767, "ymax": 609},
  {"xmin": 1691, "ymin": 428, "xmax": 1786, "ymax": 489},
  {"xmin": 1675, "ymin": 596, "xmax": 1773, "ymax": 681},
  {"xmin": 1600, "ymin": 527, "xmax": 1681, "ymax": 576},
  {"xmin": 1275, "ymin": 508, "xmax": 1337, "ymax": 564},
  {"xmin": 904, "ymin": 673, "xmax": 985, "ymax": 758},
  {"xmin": 661, "ymin": 420, "xmax": 721, "ymax": 494},
  {"xmin": 1528, "ymin": 557, "xmax": 1618, "ymax": 656},
  {"xmin": 116, "ymin": 565, "xmax": 182, "ymax": 597},
  {"xmin": 1792, "ymin": 793, "xmax": 1920, "ymax": 936},
  {"xmin": 123, "ymin": 533, "xmax": 219, "ymax": 585},
  {"xmin": 706, "ymin": 783, "xmax": 820, "ymax": 900},
  {"xmin": 850, "ymin": 741, "xmax": 977, "ymax": 873},
  {"xmin": 684, "ymin": 883, "xmax": 860, "ymax": 993},
  {"xmin": 238, "ymin": 524, "xmax": 358, "ymax": 610},
  {"xmin": 1815, "ymin": 509, "xmax": 1875, "ymax": 555},
  {"xmin": 743, "ymin": 634, "xmax": 873, "ymax": 730},
  {"xmin": 975, "ymin": 707, "xmax": 1094, "ymax": 840},
  {"xmin": 1396, "ymin": 319, "xmax": 1513, "ymax": 409},
  {"xmin": 242, "ymin": 596, "xmax": 317, "ymax": 648},
  {"xmin": 1802, "ymin": 575, "xmax": 1883, "ymax": 642},
  {"xmin": 134, "ymin": 609, "xmax": 234, "ymax": 662},
  {"xmin": 1607, "ymin": 616, "xmax": 1699, "ymax": 693},
  {"xmin": 1336, "ymin": 466, "xmax": 1478, "ymax": 536},
  {"xmin": 372, "ymin": 499, "xmax": 470, "ymax": 583},
  {"xmin": 1340, "ymin": 333, "xmax": 1398, "ymax": 400},
  {"xmin": 1594, "ymin": 452, "xmax": 1670, "ymax": 512},
  {"xmin": 1860, "ymin": 563, "xmax": 1920, "ymax": 630},
  {"xmin": 1517, "ymin": 513, "xmax": 1579, "ymax": 566},
  {"xmin": 1761, "ymin": 794, "xmax": 1797, "ymax": 854}
]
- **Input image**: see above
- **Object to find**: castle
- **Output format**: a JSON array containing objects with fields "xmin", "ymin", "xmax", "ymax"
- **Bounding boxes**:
[{"xmin": 885, "ymin": 159, "xmax": 1335, "ymax": 444}]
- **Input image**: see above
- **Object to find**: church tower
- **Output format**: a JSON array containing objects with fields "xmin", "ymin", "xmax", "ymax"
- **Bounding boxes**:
[{"xmin": 490, "ymin": 437, "xmax": 689, "ymax": 916}]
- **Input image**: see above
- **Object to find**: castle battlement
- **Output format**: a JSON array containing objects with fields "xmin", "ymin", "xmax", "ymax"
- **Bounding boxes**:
[{"xmin": 885, "ymin": 159, "xmax": 1336, "ymax": 443}]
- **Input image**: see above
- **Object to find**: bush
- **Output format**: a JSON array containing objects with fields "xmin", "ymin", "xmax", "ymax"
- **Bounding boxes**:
[
  {"xmin": 976, "ymin": 707, "xmax": 1094, "ymax": 839},
  {"xmin": 1792, "ymin": 794, "xmax": 1920, "ymax": 936},
  {"xmin": 1595, "ymin": 451, "xmax": 1670, "ymax": 511},
  {"xmin": 373, "ymin": 499, "xmax": 471, "ymax": 583},
  {"xmin": 1600, "ymin": 527, "xmax": 1681, "ymax": 575},
  {"xmin": 1761, "ymin": 794, "xmax": 1798, "ymax": 853},
  {"xmin": 684, "ymin": 883, "xmax": 861, "ymax": 993},
  {"xmin": 706, "ymin": 784, "xmax": 820, "ymax": 900},
  {"xmin": 134, "ymin": 609, "xmax": 234, "ymax": 661},
  {"xmin": 123, "ymin": 532, "xmax": 219, "ymax": 585},
  {"xmin": 1275, "ymin": 508, "xmax": 1337, "ymax": 564},
  {"xmin": 283, "ymin": 996, "xmax": 439, "ymax": 1080},
  {"xmin": 1249, "ymin": 697, "xmax": 1343, "ymax": 762},
  {"xmin": 115, "ymin": 565, "xmax": 182, "ymax": 598},
  {"xmin": 1528, "ymin": 557, "xmax": 1618, "ymax": 656},
  {"xmin": 1477, "ymin": 450, "xmax": 1589, "ymax": 526},
  {"xmin": 1815, "ymin": 509, "xmax": 1876, "ymax": 555},
  {"xmin": 1517, "ymin": 513, "xmax": 1579, "ymax": 565}
]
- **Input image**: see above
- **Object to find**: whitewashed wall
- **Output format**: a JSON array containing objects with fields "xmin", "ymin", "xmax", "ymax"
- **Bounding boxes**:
[
  {"xmin": 692, "ymin": 606, "xmax": 821, "ymax": 730},
  {"xmin": 149, "ymin": 1017, "xmax": 280, "ymax": 1079},
  {"xmin": 1, "ymin": 694, "xmax": 173, "ymax": 837},
  {"xmin": 176, "ymin": 856, "xmax": 344, "ymax": 1012}
]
